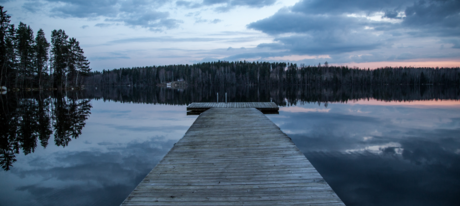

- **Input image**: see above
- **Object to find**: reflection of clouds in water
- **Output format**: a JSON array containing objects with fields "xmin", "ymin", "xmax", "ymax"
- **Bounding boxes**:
[
  {"xmin": 92, "ymin": 122, "xmax": 190, "ymax": 132},
  {"xmin": 363, "ymin": 136, "xmax": 373, "ymax": 141},
  {"xmin": 348, "ymin": 108, "xmax": 370, "ymax": 114},
  {"xmin": 11, "ymin": 137, "xmax": 175, "ymax": 206},
  {"xmin": 269, "ymin": 102, "xmax": 460, "ymax": 152},
  {"xmin": 280, "ymin": 107, "xmax": 330, "ymax": 113},
  {"xmin": 345, "ymin": 142, "xmax": 403, "ymax": 155},
  {"xmin": 306, "ymin": 146, "xmax": 460, "ymax": 206},
  {"xmin": 269, "ymin": 101, "xmax": 460, "ymax": 206}
]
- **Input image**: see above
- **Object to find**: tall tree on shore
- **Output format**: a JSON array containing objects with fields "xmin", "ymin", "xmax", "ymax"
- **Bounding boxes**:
[
  {"xmin": 15, "ymin": 22, "xmax": 35, "ymax": 88},
  {"xmin": 0, "ymin": 6, "xmax": 11, "ymax": 87},
  {"xmin": 3, "ymin": 24, "xmax": 15, "ymax": 88},
  {"xmin": 51, "ymin": 29, "xmax": 68, "ymax": 89},
  {"xmin": 74, "ymin": 40, "xmax": 90, "ymax": 87},
  {"xmin": 34, "ymin": 29, "xmax": 50, "ymax": 89},
  {"xmin": 62, "ymin": 37, "xmax": 90, "ymax": 88},
  {"xmin": 67, "ymin": 37, "xmax": 77, "ymax": 88}
]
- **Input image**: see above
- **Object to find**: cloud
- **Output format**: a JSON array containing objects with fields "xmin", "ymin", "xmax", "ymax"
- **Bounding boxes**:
[
  {"xmin": 176, "ymin": 0, "xmax": 201, "ymax": 8},
  {"xmin": 210, "ymin": 19, "xmax": 222, "ymax": 24},
  {"xmin": 45, "ymin": 0, "xmax": 120, "ymax": 18},
  {"xmin": 445, "ymin": 39, "xmax": 460, "ymax": 49},
  {"xmin": 194, "ymin": 18, "xmax": 222, "ymax": 24},
  {"xmin": 106, "ymin": 11, "xmax": 182, "ymax": 31},
  {"xmin": 290, "ymin": 0, "xmax": 414, "ymax": 15},
  {"xmin": 245, "ymin": 0, "xmax": 460, "ymax": 63},
  {"xmin": 403, "ymin": 0, "xmax": 460, "ymax": 37},
  {"xmin": 22, "ymin": 1, "xmax": 46, "ymax": 13},
  {"xmin": 249, "ymin": 9, "xmax": 371, "ymax": 35},
  {"xmin": 39, "ymin": 0, "xmax": 180, "ymax": 31},
  {"xmin": 247, "ymin": 8, "xmax": 388, "ymax": 56},
  {"xmin": 107, "ymin": 36, "xmax": 223, "ymax": 44},
  {"xmin": 176, "ymin": 0, "xmax": 276, "ymax": 12},
  {"xmin": 94, "ymin": 23, "xmax": 112, "ymax": 28},
  {"xmin": 81, "ymin": 25, "xmax": 89, "ymax": 29}
]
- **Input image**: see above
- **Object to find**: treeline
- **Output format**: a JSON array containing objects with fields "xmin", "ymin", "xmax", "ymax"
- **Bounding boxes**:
[
  {"xmin": 82, "ymin": 84, "xmax": 460, "ymax": 106},
  {"xmin": 0, "ymin": 6, "xmax": 90, "ymax": 90},
  {"xmin": 84, "ymin": 61, "xmax": 460, "ymax": 86},
  {"xmin": 0, "ymin": 92, "xmax": 91, "ymax": 170}
]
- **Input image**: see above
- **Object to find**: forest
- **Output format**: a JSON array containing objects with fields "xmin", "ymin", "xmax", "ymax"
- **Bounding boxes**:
[
  {"xmin": 0, "ymin": 6, "xmax": 90, "ymax": 91},
  {"xmin": 84, "ymin": 61, "xmax": 460, "ymax": 87}
]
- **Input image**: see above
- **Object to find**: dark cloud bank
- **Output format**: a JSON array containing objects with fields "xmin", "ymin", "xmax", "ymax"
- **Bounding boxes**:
[
  {"xmin": 28, "ymin": 0, "xmax": 180, "ymax": 31},
  {"xmin": 243, "ymin": 0, "xmax": 460, "ymax": 62},
  {"xmin": 25, "ymin": 0, "xmax": 277, "ymax": 30}
]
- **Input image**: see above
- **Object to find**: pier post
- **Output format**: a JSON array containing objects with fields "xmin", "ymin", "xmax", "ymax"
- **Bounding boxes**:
[
  {"xmin": 225, "ymin": 93, "xmax": 227, "ymax": 103},
  {"xmin": 217, "ymin": 92, "xmax": 219, "ymax": 103}
]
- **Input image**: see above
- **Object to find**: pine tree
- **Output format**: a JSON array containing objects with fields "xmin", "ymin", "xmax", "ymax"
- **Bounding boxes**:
[
  {"xmin": 66, "ymin": 37, "xmax": 78, "ymax": 88},
  {"xmin": 15, "ymin": 22, "xmax": 35, "ymax": 88},
  {"xmin": 0, "ymin": 6, "xmax": 11, "ymax": 87},
  {"xmin": 4, "ymin": 25, "xmax": 16, "ymax": 88},
  {"xmin": 51, "ymin": 29, "xmax": 68, "ymax": 89},
  {"xmin": 34, "ymin": 29, "xmax": 50, "ymax": 89},
  {"xmin": 75, "ymin": 42, "xmax": 90, "ymax": 87}
]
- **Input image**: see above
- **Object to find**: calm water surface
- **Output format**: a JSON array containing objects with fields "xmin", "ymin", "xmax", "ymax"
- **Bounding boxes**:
[
  {"xmin": 268, "ymin": 100, "xmax": 460, "ymax": 206},
  {"xmin": 1, "ymin": 89, "xmax": 460, "ymax": 206}
]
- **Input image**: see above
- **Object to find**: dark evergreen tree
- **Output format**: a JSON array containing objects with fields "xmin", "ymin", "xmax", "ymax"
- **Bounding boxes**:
[
  {"xmin": 67, "ymin": 37, "xmax": 90, "ymax": 87},
  {"xmin": 51, "ymin": 29, "xmax": 68, "ymax": 89},
  {"xmin": 75, "ymin": 41, "xmax": 90, "ymax": 86},
  {"xmin": 3, "ymin": 24, "xmax": 15, "ymax": 88},
  {"xmin": 34, "ymin": 29, "xmax": 50, "ymax": 89},
  {"xmin": 15, "ymin": 22, "xmax": 35, "ymax": 88},
  {"xmin": 0, "ymin": 6, "xmax": 11, "ymax": 87}
]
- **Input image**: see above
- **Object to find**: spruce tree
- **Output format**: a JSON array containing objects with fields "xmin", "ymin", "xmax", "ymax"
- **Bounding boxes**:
[
  {"xmin": 51, "ymin": 29, "xmax": 68, "ymax": 89},
  {"xmin": 0, "ymin": 6, "xmax": 11, "ymax": 87},
  {"xmin": 67, "ymin": 37, "xmax": 78, "ymax": 88},
  {"xmin": 4, "ymin": 25, "xmax": 16, "ymax": 88},
  {"xmin": 74, "ymin": 40, "xmax": 90, "ymax": 87},
  {"xmin": 15, "ymin": 22, "xmax": 35, "ymax": 88},
  {"xmin": 34, "ymin": 29, "xmax": 50, "ymax": 89}
]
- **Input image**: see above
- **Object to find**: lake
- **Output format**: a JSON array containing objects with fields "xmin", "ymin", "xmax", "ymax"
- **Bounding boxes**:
[{"xmin": 1, "ymin": 86, "xmax": 459, "ymax": 206}]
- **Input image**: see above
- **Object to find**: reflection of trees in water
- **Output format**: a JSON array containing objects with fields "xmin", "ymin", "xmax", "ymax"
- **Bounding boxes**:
[
  {"xmin": 0, "ymin": 92, "xmax": 91, "ymax": 170},
  {"xmin": 1, "ymin": 85, "xmax": 458, "ymax": 170},
  {"xmin": 83, "ymin": 85, "xmax": 460, "ymax": 107}
]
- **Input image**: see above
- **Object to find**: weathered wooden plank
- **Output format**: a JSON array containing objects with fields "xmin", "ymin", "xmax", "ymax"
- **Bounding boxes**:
[
  {"xmin": 186, "ymin": 102, "xmax": 279, "ymax": 114},
  {"xmin": 121, "ymin": 108, "xmax": 344, "ymax": 206}
]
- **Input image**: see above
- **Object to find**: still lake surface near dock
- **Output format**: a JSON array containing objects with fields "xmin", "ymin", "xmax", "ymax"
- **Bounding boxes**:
[{"xmin": 1, "ymin": 89, "xmax": 460, "ymax": 205}]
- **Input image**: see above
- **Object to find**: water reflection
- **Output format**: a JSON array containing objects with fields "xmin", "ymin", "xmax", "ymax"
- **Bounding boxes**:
[
  {"xmin": 1, "ymin": 86, "xmax": 459, "ymax": 206},
  {"xmin": 83, "ymin": 84, "xmax": 460, "ymax": 106},
  {"xmin": 0, "ymin": 92, "xmax": 91, "ymax": 171},
  {"xmin": 268, "ymin": 102, "xmax": 460, "ymax": 206}
]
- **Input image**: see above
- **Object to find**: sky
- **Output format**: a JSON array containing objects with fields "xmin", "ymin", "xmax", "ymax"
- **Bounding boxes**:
[{"xmin": 2, "ymin": 0, "xmax": 460, "ymax": 71}]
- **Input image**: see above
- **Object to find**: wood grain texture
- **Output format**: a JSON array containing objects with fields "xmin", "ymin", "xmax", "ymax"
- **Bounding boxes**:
[
  {"xmin": 121, "ymin": 108, "xmax": 344, "ymax": 206},
  {"xmin": 187, "ymin": 102, "xmax": 279, "ymax": 114}
]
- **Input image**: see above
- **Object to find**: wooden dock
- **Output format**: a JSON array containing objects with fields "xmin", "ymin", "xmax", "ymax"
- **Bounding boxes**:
[
  {"xmin": 187, "ymin": 102, "xmax": 279, "ymax": 114},
  {"xmin": 121, "ymin": 106, "xmax": 344, "ymax": 205}
]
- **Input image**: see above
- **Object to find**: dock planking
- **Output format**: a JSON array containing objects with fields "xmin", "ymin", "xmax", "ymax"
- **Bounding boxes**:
[
  {"xmin": 187, "ymin": 102, "xmax": 279, "ymax": 114},
  {"xmin": 121, "ymin": 107, "xmax": 344, "ymax": 206}
]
